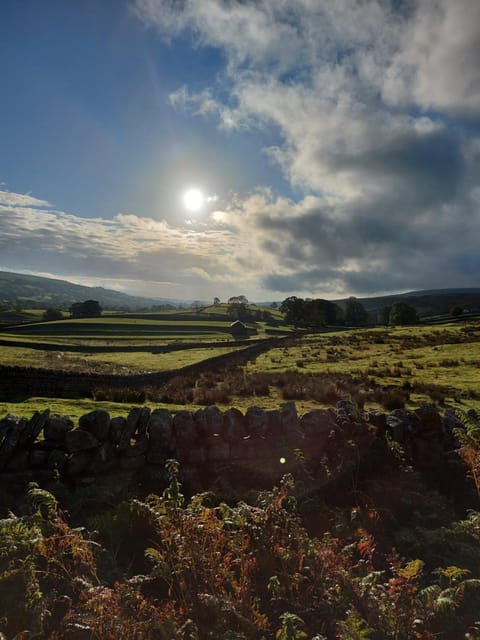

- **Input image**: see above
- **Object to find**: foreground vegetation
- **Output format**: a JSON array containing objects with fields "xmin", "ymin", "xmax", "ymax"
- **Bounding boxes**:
[{"xmin": 2, "ymin": 417, "xmax": 480, "ymax": 639}]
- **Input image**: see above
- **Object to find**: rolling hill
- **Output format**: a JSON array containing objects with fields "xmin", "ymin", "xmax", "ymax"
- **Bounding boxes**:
[
  {"xmin": 0, "ymin": 270, "xmax": 178, "ymax": 311},
  {"xmin": 2, "ymin": 269, "xmax": 480, "ymax": 319},
  {"xmin": 335, "ymin": 288, "xmax": 480, "ymax": 318}
]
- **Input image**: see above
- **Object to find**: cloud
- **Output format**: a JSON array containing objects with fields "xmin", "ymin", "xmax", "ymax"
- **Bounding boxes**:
[
  {"xmin": 0, "ymin": 197, "xmax": 249, "ymax": 299},
  {"xmin": 130, "ymin": 0, "xmax": 480, "ymax": 297},
  {"xmin": 0, "ymin": 190, "xmax": 51, "ymax": 208},
  {"xmin": 380, "ymin": 0, "xmax": 480, "ymax": 116},
  {"xmin": 2, "ymin": 2, "xmax": 479, "ymax": 301},
  {"xmin": 221, "ymin": 186, "xmax": 480, "ymax": 296}
]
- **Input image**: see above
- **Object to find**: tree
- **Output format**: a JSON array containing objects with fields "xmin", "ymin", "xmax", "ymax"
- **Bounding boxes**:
[
  {"xmin": 69, "ymin": 300, "xmax": 102, "ymax": 318},
  {"xmin": 344, "ymin": 297, "xmax": 368, "ymax": 326},
  {"xmin": 305, "ymin": 298, "xmax": 343, "ymax": 326},
  {"xmin": 213, "ymin": 297, "xmax": 220, "ymax": 306},
  {"xmin": 280, "ymin": 296, "xmax": 343, "ymax": 327},
  {"xmin": 227, "ymin": 302, "xmax": 249, "ymax": 321},
  {"xmin": 450, "ymin": 305, "xmax": 463, "ymax": 318},
  {"xmin": 280, "ymin": 296, "xmax": 305, "ymax": 326},
  {"xmin": 381, "ymin": 305, "xmax": 392, "ymax": 325},
  {"xmin": 388, "ymin": 301, "xmax": 417, "ymax": 325},
  {"xmin": 228, "ymin": 295, "xmax": 248, "ymax": 305},
  {"xmin": 43, "ymin": 308, "xmax": 63, "ymax": 321}
]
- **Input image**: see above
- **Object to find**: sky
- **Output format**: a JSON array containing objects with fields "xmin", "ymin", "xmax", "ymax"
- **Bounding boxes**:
[{"xmin": 0, "ymin": 0, "xmax": 479, "ymax": 302}]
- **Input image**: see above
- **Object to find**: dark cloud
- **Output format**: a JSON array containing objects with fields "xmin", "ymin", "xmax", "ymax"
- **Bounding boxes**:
[
  {"xmin": 262, "ymin": 268, "xmax": 339, "ymax": 294},
  {"xmin": 327, "ymin": 128, "xmax": 465, "ymax": 203}
]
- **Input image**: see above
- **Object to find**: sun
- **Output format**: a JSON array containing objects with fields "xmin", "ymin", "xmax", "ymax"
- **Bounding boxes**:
[{"xmin": 183, "ymin": 189, "xmax": 204, "ymax": 212}]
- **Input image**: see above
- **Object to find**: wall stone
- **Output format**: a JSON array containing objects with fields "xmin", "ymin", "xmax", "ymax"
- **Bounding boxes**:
[{"xmin": 0, "ymin": 401, "xmax": 470, "ymax": 501}]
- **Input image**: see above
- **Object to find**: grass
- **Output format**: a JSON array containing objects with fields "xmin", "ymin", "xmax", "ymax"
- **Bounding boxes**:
[
  {"xmin": 0, "ymin": 344, "xmax": 247, "ymax": 374},
  {"xmin": 0, "ymin": 396, "xmax": 204, "ymax": 421},
  {"xmin": 0, "ymin": 311, "xmax": 289, "ymax": 347},
  {"xmin": 79, "ymin": 346, "xmax": 247, "ymax": 373},
  {"xmin": 2, "ymin": 314, "xmax": 480, "ymax": 416},
  {"xmin": 4, "ymin": 318, "xmax": 234, "ymax": 335},
  {"xmin": 238, "ymin": 321, "xmax": 480, "ymax": 412}
]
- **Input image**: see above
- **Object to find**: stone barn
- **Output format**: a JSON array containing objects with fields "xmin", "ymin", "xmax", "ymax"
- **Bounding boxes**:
[{"xmin": 230, "ymin": 320, "xmax": 248, "ymax": 339}]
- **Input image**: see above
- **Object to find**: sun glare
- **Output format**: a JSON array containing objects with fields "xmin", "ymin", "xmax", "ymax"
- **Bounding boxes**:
[{"xmin": 183, "ymin": 189, "xmax": 204, "ymax": 211}]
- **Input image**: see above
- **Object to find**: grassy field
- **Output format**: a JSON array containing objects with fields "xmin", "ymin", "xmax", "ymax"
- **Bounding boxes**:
[
  {"xmin": 238, "ymin": 321, "xmax": 480, "ymax": 412},
  {"xmin": 1, "ymin": 309, "xmax": 479, "ymax": 417},
  {"xmin": 2, "ymin": 318, "xmax": 235, "ymax": 337},
  {"xmin": 0, "ymin": 343, "xmax": 248, "ymax": 373},
  {"xmin": 0, "ymin": 308, "xmax": 279, "ymax": 375},
  {"xmin": 0, "ymin": 305, "xmax": 290, "ymax": 349}
]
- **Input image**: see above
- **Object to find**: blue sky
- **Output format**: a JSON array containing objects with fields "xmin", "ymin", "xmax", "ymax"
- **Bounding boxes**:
[{"xmin": 1, "ymin": 0, "xmax": 479, "ymax": 301}]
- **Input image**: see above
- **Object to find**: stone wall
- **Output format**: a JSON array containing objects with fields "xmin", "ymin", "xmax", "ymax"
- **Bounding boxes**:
[
  {"xmin": 0, "ymin": 337, "xmax": 287, "ymax": 400},
  {"xmin": 0, "ymin": 401, "xmax": 465, "ymax": 501}
]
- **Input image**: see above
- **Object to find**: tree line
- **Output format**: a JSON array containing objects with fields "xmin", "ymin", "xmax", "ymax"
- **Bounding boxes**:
[
  {"xmin": 280, "ymin": 296, "xmax": 419, "ymax": 327},
  {"xmin": 43, "ymin": 300, "xmax": 102, "ymax": 321}
]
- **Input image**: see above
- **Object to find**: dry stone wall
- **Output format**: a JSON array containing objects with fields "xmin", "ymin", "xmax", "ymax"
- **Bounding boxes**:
[
  {"xmin": 0, "ymin": 401, "xmax": 466, "ymax": 500},
  {"xmin": 0, "ymin": 337, "xmax": 286, "ymax": 401}
]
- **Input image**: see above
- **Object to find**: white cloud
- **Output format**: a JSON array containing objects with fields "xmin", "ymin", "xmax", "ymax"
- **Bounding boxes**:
[
  {"xmin": 131, "ymin": 0, "xmax": 480, "ymax": 297},
  {"xmin": 0, "ymin": 197, "xmax": 253, "ymax": 299},
  {"xmin": 381, "ymin": 0, "xmax": 480, "ymax": 116},
  {"xmin": 0, "ymin": 190, "xmax": 51, "ymax": 208},
  {"xmin": 150, "ymin": 0, "xmax": 479, "ymax": 198}
]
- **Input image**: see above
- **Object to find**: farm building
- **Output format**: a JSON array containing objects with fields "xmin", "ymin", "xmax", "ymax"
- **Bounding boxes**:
[{"xmin": 230, "ymin": 320, "xmax": 248, "ymax": 339}]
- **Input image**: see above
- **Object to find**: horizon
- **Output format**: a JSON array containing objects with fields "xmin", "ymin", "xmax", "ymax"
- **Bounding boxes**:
[
  {"xmin": 1, "ymin": 1, "xmax": 479, "ymax": 301},
  {"xmin": 2, "ymin": 267, "xmax": 480, "ymax": 307}
]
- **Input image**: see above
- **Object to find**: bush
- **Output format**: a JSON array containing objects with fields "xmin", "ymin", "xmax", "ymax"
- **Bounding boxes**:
[
  {"xmin": 43, "ymin": 307, "xmax": 63, "ymax": 321},
  {"xmin": 374, "ymin": 387, "xmax": 409, "ymax": 410}
]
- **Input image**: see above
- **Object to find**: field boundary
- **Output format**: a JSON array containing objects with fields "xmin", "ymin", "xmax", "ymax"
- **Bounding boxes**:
[
  {"xmin": 0, "ymin": 336, "xmax": 294, "ymax": 400},
  {"xmin": 0, "ymin": 337, "xmax": 260, "ymax": 353}
]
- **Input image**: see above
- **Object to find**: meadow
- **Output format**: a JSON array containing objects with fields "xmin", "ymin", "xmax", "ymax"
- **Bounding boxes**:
[
  {"xmin": 0, "ymin": 305, "xmax": 288, "ymax": 416},
  {"xmin": 240, "ymin": 321, "xmax": 480, "ymax": 413},
  {"xmin": 1, "ymin": 309, "xmax": 479, "ymax": 417}
]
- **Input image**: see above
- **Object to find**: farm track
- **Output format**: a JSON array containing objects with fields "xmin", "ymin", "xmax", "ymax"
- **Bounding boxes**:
[{"xmin": 0, "ymin": 335, "xmax": 296, "ymax": 400}]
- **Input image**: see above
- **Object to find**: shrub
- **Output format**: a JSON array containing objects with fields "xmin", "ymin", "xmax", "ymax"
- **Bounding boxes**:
[
  {"xmin": 374, "ymin": 387, "xmax": 409, "ymax": 410},
  {"xmin": 43, "ymin": 308, "xmax": 63, "ymax": 321}
]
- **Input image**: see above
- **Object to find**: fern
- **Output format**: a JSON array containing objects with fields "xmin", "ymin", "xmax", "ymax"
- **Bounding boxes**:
[
  {"xmin": 276, "ymin": 612, "xmax": 307, "ymax": 640},
  {"xmin": 434, "ymin": 592, "xmax": 457, "ymax": 614},
  {"xmin": 25, "ymin": 483, "xmax": 58, "ymax": 519},
  {"xmin": 337, "ymin": 610, "xmax": 375, "ymax": 639},
  {"xmin": 162, "ymin": 458, "xmax": 185, "ymax": 509},
  {"xmin": 453, "ymin": 410, "xmax": 480, "ymax": 496}
]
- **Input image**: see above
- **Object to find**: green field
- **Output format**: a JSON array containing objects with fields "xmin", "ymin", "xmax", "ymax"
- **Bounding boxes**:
[
  {"xmin": 0, "ymin": 396, "xmax": 206, "ymax": 421},
  {"xmin": 1, "ymin": 309, "xmax": 480, "ymax": 417},
  {"xmin": 0, "ymin": 308, "xmax": 281, "ymax": 375},
  {"xmin": 0, "ymin": 343, "xmax": 248, "ymax": 373},
  {"xmin": 0, "ymin": 305, "xmax": 290, "ymax": 348},
  {"xmin": 239, "ymin": 321, "xmax": 480, "ymax": 413}
]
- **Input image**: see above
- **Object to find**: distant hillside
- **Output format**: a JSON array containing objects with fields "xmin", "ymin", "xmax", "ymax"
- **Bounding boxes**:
[
  {"xmin": 335, "ymin": 288, "xmax": 480, "ymax": 318},
  {"xmin": 0, "ymin": 271, "xmax": 178, "ymax": 311}
]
